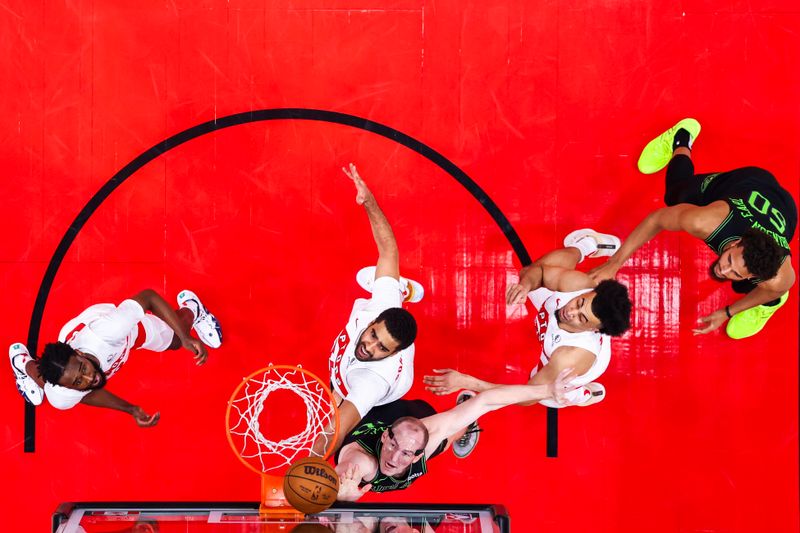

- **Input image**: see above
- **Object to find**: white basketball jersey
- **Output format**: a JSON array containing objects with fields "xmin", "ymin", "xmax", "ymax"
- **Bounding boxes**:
[
  {"xmin": 328, "ymin": 278, "xmax": 414, "ymax": 417},
  {"xmin": 44, "ymin": 300, "xmax": 145, "ymax": 409},
  {"xmin": 527, "ymin": 287, "xmax": 610, "ymax": 387}
]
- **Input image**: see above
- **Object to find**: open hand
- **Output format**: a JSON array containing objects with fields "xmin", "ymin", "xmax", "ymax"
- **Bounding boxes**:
[
  {"xmin": 693, "ymin": 309, "xmax": 727, "ymax": 335},
  {"xmin": 182, "ymin": 337, "xmax": 208, "ymax": 365},
  {"xmin": 342, "ymin": 163, "xmax": 374, "ymax": 206},
  {"xmin": 549, "ymin": 368, "xmax": 578, "ymax": 406},
  {"xmin": 132, "ymin": 406, "xmax": 160, "ymax": 427},
  {"xmin": 423, "ymin": 369, "xmax": 468, "ymax": 396},
  {"xmin": 506, "ymin": 282, "xmax": 532, "ymax": 305},
  {"xmin": 588, "ymin": 260, "xmax": 619, "ymax": 282},
  {"xmin": 337, "ymin": 463, "xmax": 372, "ymax": 502}
]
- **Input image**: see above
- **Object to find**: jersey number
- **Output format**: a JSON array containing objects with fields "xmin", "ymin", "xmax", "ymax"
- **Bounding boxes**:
[{"xmin": 748, "ymin": 191, "xmax": 786, "ymax": 233}]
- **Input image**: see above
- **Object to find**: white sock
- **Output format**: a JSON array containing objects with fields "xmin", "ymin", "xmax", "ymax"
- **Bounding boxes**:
[{"xmin": 569, "ymin": 236, "xmax": 598, "ymax": 262}]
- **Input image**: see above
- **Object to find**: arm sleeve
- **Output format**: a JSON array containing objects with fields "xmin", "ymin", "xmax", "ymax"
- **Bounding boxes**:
[
  {"xmin": 44, "ymin": 383, "xmax": 89, "ymax": 410},
  {"xmin": 362, "ymin": 277, "xmax": 403, "ymax": 314},
  {"xmin": 90, "ymin": 299, "xmax": 146, "ymax": 344},
  {"xmin": 343, "ymin": 369, "xmax": 391, "ymax": 418}
]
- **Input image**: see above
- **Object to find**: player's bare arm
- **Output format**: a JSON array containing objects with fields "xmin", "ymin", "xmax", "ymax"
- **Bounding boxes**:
[
  {"xmin": 422, "ymin": 368, "xmax": 499, "ymax": 396},
  {"xmin": 693, "ymin": 265, "xmax": 795, "ymax": 335},
  {"xmin": 335, "ymin": 444, "xmax": 377, "ymax": 501},
  {"xmin": 330, "ymin": 399, "xmax": 363, "ymax": 453},
  {"xmin": 589, "ymin": 203, "xmax": 717, "ymax": 282},
  {"xmin": 80, "ymin": 388, "xmax": 160, "ymax": 427},
  {"xmin": 421, "ymin": 368, "xmax": 576, "ymax": 456},
  {"xmin": 343, "ymin": 163, "xmax": 400, "ymax": 280},
  {"xmin": 132, "ymin": 289, "xmax": 208, "ymax": 364}
]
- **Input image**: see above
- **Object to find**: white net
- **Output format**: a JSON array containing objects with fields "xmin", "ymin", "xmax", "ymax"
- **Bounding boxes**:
[{"xmin": 227, "ymin": 365, "xmax": 337, "ymax": 474}]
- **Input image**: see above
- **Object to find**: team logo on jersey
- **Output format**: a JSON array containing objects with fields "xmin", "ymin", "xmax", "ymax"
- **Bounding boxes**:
[
  {"xmin": 552, "ymin": 334, "xmax": 561, "ymax": 345},
  {"xmin": 329, "ymin": 328, "xmax": 351, "ymax": 395},
  {"xmin": 534, "ymin": 310, "xmax": 549, "ymax": 342}
]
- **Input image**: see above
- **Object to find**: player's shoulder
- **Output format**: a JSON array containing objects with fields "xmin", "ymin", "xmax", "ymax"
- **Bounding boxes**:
[{"xmin": 549, "ymin": 344, "xmax": 597, "ymax": 366}]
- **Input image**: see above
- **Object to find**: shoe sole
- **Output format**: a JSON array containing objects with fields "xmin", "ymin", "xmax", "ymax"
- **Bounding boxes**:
[{"xmin": 563, "ymin": 228, "xmax": 621, "ymax": 258}]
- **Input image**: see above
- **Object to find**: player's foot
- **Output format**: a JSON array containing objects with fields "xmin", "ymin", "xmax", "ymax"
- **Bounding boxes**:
[
  {"xmin": 355, "ymin": 266, "xmax": 425, "ymax": 304},
  {"xmin": 563, "ymin": 229, "xmax": 621, "ymax": 259},
  {"xmin": 577, "ymin": 382, "xmax": 605, "ymax": 407},
  {"xmin": 637, "ymin": 118, "xmax": 701, "ymax": 174},
  {"xmin": 726, "ymin": 292, "xmax": 789, "ymax": 340},
  {"xmin": 452, "ymin": 391, "xmax": 482, "ymax": 458},
  {"xmin": 9, "ymin": 343, "xmax": 43, "ymax": 406},
  {"xmin": 177, "ymin": 290, "xmax": 223, "ymax": 348}
]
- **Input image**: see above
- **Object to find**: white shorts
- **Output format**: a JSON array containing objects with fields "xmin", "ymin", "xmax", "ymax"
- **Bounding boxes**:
[{"xmin": 135, "ymin": 314, "xmax": 175, "ymax": 352}]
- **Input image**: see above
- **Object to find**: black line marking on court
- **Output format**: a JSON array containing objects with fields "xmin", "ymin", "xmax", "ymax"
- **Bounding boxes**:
[{"xmin": 24, "ymin": 108, "xmax": 556, "ymax": 455}]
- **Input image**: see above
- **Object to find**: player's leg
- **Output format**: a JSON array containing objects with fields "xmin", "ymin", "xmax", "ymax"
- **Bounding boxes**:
[
  {"xmin": 535, "ymin": 229, "xmax": 621, "ymax": 269},
  {"xmin": 355, "ymin": 266, "xmax": 424, "ymax": 304}
]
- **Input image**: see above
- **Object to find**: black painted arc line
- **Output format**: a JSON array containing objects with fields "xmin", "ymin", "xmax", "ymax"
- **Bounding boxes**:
[
  {"xmin": 546, "ymin": 406, "xmax": 558, "ymax": 457},
  {"xmin": 24, "ymin": 108, "xmax": 555, "ymax": 454}
]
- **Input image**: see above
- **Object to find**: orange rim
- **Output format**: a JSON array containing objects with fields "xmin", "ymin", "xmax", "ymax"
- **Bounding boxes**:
[{"xmin": 225, "ymin": 365, "xmax": 340, "ymax": 477}]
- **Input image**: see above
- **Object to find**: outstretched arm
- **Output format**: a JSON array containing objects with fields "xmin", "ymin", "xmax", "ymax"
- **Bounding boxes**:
[
  {"xmin": 343, "ymin": 163, "xmax": 399, "ymax": 281},
  {"xmin": 314, "ymin": 399, "xmax": 363, "ymax": 455},
  {"xmin": 421, "ymin": 368, "xmax": 575, "ymax": 456},
  {"xmin": 80, "ymin": 389, "xmax": 160, "ymax": 427},
  {"xmin": 131, "ymin": 289, "xmax": 207, "ymax": 364},
  {"xmin": 335, "ymin": 444, "xmax": 378, "ymax": 501},
  {"xmin": 694, "ymin": 260, "xmax": 796, "ymax": 335},
  {"xmin": 589, "ymin": 204, "xmax": 707, "ymax": 281},
  {"xmin": 423, "ymin": 368, "xmax": 499, "ymax": 395}
]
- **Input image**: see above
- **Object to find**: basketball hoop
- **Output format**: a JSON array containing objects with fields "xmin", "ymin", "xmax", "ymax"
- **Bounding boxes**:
[{"xmin": 225, "ymin": 365, "xmax": 339, "ymax": 518}]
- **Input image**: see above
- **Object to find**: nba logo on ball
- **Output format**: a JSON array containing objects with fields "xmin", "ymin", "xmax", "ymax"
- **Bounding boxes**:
[{"xmin": 284, "ymin": 457, "xmax": 340, "ymax": 514}]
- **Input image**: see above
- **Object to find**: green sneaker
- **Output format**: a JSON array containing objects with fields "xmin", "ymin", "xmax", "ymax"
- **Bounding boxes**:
[
  {"xmin": 637, "ymin": 118, "xmax": 701, "ymax": 174},
  {"xmin": 726, "ymin": 292, "xmax": 789, "ymax": 339}
]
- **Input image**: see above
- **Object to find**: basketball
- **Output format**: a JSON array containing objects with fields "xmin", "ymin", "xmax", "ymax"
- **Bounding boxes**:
[{"xmin": 283, "ymin": 457, "xmax": 340, "ymax": 514}]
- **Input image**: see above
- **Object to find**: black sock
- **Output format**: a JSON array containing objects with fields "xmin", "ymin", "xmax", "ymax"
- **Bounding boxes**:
[
  {"xmin": 762, "ymin": 297, "xmax": 781, "ymax": 307},
  {"xmin": 673, "ymin": 128, "xmax": 691, "ymax": 150}
]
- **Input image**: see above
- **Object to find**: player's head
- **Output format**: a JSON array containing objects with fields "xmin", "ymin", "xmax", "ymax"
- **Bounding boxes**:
[
  {"xmin": 591, "ymin": 280, "xmax": 632, "ymax": 336},
  {"xmin": 355, "ymin": 308, "xmax": 417, "ymax": 362},
  {"xmin": 379, "ymin": 417, "xmax": 428, "ymax": 476},
  {"xmin": 556, "ymin": 280, "xmax": 631, "ymax": 336},
  {"xmin": 710, "ymin": 229, "xmax": 784, "ymax": 282},
  {"xmin": 37, "ymin": 341, "xmax": 108, "ymax": 391},
  {"xmin": 379, "ymin": 517, "xmax": 420, "ymax": 533}
]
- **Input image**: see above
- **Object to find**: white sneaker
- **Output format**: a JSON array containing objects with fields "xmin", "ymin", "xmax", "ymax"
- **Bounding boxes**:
[
  {"xmin": 355, "ymin": 266, "xmax": 424, "ymax": 304},
  {"xmin": 177, "ymin": 290, "xmax": 223, "ymax": 348},
  {"xmin": 577, "ymin": 382, "xmax": 606, "ymax": 407},
  {"xmin": 563, "ymin": 229, "xmax": 621, "ymax": 258},
  {"xmin": 9, "ymin": 343, "xmax": 43, "ymax": 406},
  {"xmin": 452, "ymin": 391, "xmax": 482, "ymax": 458}
]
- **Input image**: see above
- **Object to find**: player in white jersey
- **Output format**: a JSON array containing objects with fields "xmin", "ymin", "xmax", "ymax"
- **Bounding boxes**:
[
  {"xmin": 8, "ymin": 288, "xmax": 222, "ymax": 427},
  {"xmin": 423, "ymin": 229, "xmax": 632, "ymax": 455},
  {"xmin": 323, "ymin": 164, "xmax": 423, "ymax": 453}
]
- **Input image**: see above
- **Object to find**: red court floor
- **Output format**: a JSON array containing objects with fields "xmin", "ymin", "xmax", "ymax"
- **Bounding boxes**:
[{"xmin": 2, "ymin": 1, "xmax": 798, "ymax": 531}]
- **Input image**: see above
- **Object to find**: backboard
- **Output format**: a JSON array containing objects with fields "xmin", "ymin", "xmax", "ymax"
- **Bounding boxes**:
[{"xmin": 52, "ymin": 502, "xmax": 510, "ymax": 533}]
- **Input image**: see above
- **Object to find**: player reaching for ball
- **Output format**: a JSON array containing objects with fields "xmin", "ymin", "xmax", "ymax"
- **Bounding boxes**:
[
  {"xmin": 322, "ymin": 164, "xmax": 424, "ymax": 453},
  {"xmin": 422, "ymin": 230, "xmax": 632, "ymax": 456},
  {"xmin": 9, "ymin": 288, "xmax": 222, "ymax": 426},
  {"xmin": 333, "ymin": 368, "xmax": 576, "ymax": 501}
]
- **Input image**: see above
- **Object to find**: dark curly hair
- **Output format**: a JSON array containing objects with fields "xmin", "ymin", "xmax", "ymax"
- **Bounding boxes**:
[
  {"xmin": 739, "ymin": 228, "xmax": 785, "ymax": 280},
  {"xmin": 375, "ymin": 307, "xmax": 417, "ymax": 352},
  {"xmin": 36, "ymin": 341, "xmax": 76, "ymax": 385},
  {"xmin": 591, "ymin": 280, "xmax": 632, "ymax": 336}
]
